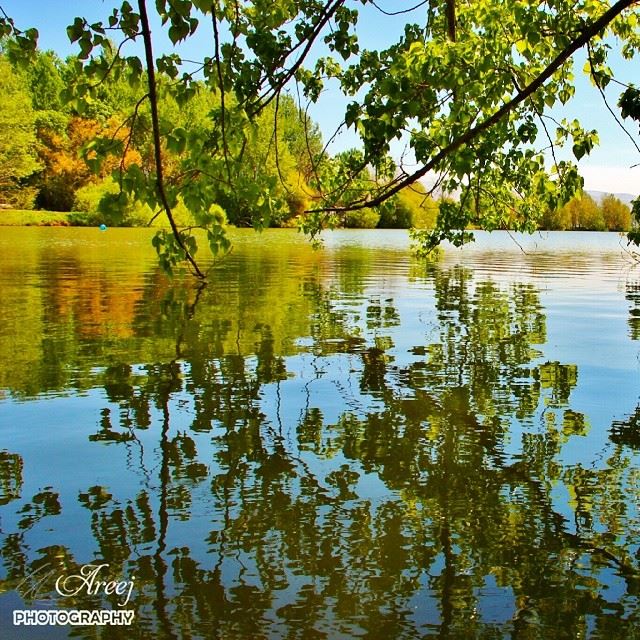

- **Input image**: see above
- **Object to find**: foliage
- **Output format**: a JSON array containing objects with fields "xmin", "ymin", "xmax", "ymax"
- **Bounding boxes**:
[
  {"xmin": 1, "ymin": 36, "xmax": 322, "ymax": 238},
  {"xmin": 343, "ymin": 206, "xmax": 379, "ymax": 228},
  {"xmin": 618, "ymin": 85, "xmax": 640, "ymax": 127},
  {"xmin": 0, "ymin": 208, "xmax": 71, "ymax": 225},
  {"xmin": 25, "ymin": 49, "xmax": 65, "ymax": 112},
  {"xmin": 72, "ymin": 176, "xmax": 152, "ymax": 226},
  {"xmin": 2, "ymin": 0, "xmax": 640, "ymax": 272},
  {"xmin": 628, "ymin": 197, "xmax": 640, "ymax": 245},
  {"xmin": 37, "ymin": 115, "xmax": 142, "ymax": 211},
  {"xmin": 311, "ymin": 148, "xmax": 398, "ymax": 230},
  {"xmin": 36, "ymin": 116, "xmax": 103, "ymax": 210},
  {"xmin": 539, "ymin": 201, "xmax": 571, "ymax": 230},
  {"xmin": 380, "ymin": 186, "xmax": 440, "ymax": 229},
  {"xmin": 376, "ymin": 200, "xmax": 412, "ymax": 229},
  {"xmin": 540, "ymin": 192, "xmax": 632, "ymax": 231},
  {"xmin": 208, "ymin": 98, "xmax": 313, "ymax": 228},
  {"xmin": 0, "ymin": 56, "xmax": 40, "ymax": 207},
  {"xmin": 601, "ymin": 193, "xmax": 632, "ymax": 231},
  {"xmin": 562, "ymin": 192, "xmax": 605, "ymax": 230}
]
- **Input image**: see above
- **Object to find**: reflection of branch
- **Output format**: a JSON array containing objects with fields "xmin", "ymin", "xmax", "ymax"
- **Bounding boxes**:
[
  {"xmin": 501, "ymin": 458, "xmax": 640, "ymax": 585},
  {"xmin": 566, "ymin": 532, "xmax": 639, "ymax": 580},
  {"xmin": 148, "ymin": 281, "xmax": 209, "ymax": 637},
  {"xmin": 153, "ymin": 388, "xmax": 177, "ymax": 640},
  {"xmin": 124, "ymin": 420, "xmax": 153, "ymax": 489}
]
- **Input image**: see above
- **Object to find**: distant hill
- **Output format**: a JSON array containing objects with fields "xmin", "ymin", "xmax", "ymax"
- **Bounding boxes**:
[{"xmin": 587, "ymin": 191, "xmax": 637, "ymax": 206}]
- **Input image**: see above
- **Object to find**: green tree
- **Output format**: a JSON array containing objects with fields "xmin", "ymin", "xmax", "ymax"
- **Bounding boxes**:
[
  {"xmin": 0, "ymin": 56, "xmax": 40, "ymax": 208},
  {"xmin": 25, "ymin": 49, "xmax": 65, "ymax": 112},
  {"xmin": 211, "ymin": 99, "xmax": 314, "ymax": 228}
]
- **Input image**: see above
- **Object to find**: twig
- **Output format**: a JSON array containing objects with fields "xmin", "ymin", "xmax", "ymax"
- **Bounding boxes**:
[
  {"xmin": 587, "ymin": 41, "xmax": 640, "ymax": 157},
  {"xmin": 249, "ymin": 0, "xmax": 345, "ymax": 116},
  {"xmin": 370, "ymin": 0, "xmax": 429, "ymax": 17},
  {"xmin": 87, "ymin": 35, "xmax": 138, "ymax": 89},
  {"xmin": 211, "ymin": 4, "xmax": 232, "ymax": 183},
  {"xmin": 272, "ymin": 92, "xmax": 294, "ymax": 197},
  {"xmin": 119, "ymin": 92, "xmax": 149, "ymax": 181}
]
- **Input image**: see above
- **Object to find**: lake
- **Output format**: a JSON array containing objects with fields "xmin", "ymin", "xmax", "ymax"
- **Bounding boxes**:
[{"xmin": 1, "ymin": 227, "xmax": 639, "ymax": 639}]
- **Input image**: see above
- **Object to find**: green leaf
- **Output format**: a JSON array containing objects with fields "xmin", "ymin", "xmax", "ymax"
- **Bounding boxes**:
[{"xmin": 66, "ymin": 18, "xmax": 85, "ymax": 43}]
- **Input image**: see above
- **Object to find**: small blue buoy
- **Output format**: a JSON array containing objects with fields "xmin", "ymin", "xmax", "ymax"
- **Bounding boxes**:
[{"xmin": 99, "ymin": 224, "xmax": 107, "ymax": 231}]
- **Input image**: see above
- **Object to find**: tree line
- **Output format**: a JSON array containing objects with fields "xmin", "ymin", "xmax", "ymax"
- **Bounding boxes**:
[
  {"xmin": 0, "ymin": 45, "xmax": 439, "ymax": 231},
  {"xmin": 0, "ymin": 40, "xmax": 634, "ymax": 238},
  {"xmin": 540, "ymin": 192, "xmax": 632, "ymax": 231}
]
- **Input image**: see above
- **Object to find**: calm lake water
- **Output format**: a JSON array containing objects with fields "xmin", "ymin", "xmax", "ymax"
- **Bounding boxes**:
[{"xmin": 1, "ymin": 227, "xmax": 640, "ymax": 639}]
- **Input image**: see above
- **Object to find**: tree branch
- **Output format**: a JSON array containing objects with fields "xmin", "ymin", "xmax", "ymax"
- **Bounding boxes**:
[
  {"xmin": 138, "ymin": 0, "xmax": 205, "ymax": 279},
  {"xmin": 313, "ymin": 0, "xmax": 639, "ymax": 214},
  {"xmin": 249, "ymin": 0, "xmax": 345, "ymax": 116},
  {"xmin": 211, "ymin": 3, "xmax": 232, "ymax": 184},
  {"xmin": 587, "ymin": 41, "xmax": 640, "ymax": 158},
  {"xmin": 446, "ymin": 0, "xmax": 456, "ymax": 42},
  {"xmin": 369, "ymin": 0, "xmax": 429, "ymax": 17}
]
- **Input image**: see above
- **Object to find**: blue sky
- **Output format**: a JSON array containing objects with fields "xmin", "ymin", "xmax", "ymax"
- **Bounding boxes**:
[{"xmin": 3, "ymin": 0, "xmax": 639, "ymax": 195}]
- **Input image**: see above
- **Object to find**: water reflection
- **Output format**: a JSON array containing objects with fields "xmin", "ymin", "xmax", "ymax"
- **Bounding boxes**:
[{"xmin": 0, "ymin": 230, "xmax": 640, "ymax": 638}]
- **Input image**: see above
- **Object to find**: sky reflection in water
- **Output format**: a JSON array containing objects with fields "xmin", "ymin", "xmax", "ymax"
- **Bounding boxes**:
[{"xmin": 0, "ymin": 228, "xmax": 639, "ymax": 639}]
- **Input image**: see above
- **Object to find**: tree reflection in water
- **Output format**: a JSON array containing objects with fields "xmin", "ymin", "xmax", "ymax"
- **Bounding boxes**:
[{"xmin": 1, "ymin": 243, "xmax": 640, "ymax": 639}]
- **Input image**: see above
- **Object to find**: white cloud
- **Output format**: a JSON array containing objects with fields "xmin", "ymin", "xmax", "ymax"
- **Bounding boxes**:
[{"xmin": 579, "ymin": 165, "xmax": 640, "ymax": 196}]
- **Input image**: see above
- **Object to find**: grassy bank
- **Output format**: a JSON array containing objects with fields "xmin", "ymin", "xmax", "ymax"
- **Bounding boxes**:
[{"xmin": 0, "ymin": 209, "xmax": 73, "ymax": 226}]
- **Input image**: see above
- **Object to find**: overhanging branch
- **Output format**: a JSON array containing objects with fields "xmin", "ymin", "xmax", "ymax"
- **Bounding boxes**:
[
  {"xmin": 138, "ymin": 0, "xmax": 205, "ymax": 279},
  {"xmin": 313, "ymin": 0, "xmax": 639, "ymax": 214}
]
